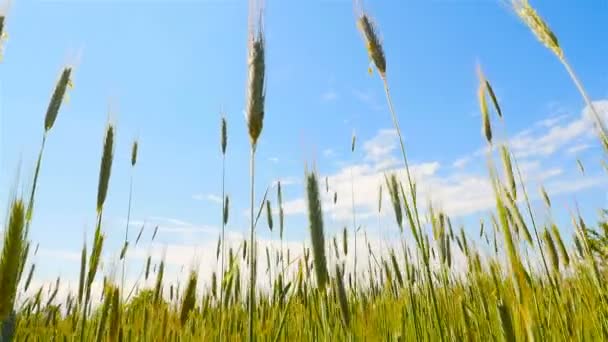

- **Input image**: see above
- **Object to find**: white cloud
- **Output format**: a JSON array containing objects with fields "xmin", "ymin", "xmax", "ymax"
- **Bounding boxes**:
[
  {"xmin": 192, "ymin": 193, "xmax": 223, "ymax": 204},
  {"xmin": 509, "ymin": 100, "xmax": 608, "ymax": 159},
  {"xmin": 322, "ymin": 148, "xmax": 336, "ymax": 158},
  {"xmin": 281, "ymin": 101, "xmax": 608, "ymax": 222},
  {"xmin": 353, "ymin": 88, "xmax": 383, "ymax": 111},
  {"xmin": 363, "ymin": 129, "xmax": 398, "ymax": 167},
  {"xmin": 273, "ymin": 176, "xmax": 299, "ymax": 187},
  {"xmin": 455, "ymin": 100, "xmax": 608, "ymax": 163},
  {"xmin": 566, "ymin": 143, "xmax": 591, "ymax": 155},
  {"xmin": 536, "ymin": 113, "xmax": 570, "ymax": 128},
  {"xmin": 321, "ymin": 89, "xmax": 338, "ymax": 102},
  {"xmin": 268, "ymin": 157, "xmax": 279, "ymax": 163},
  {"xmin": 452, "ymin": 156, "xmax": 471, "ymax": 169}
]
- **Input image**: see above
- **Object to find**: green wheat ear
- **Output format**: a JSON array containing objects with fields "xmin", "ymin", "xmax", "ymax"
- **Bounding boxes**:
[
  {"xmin": 357, "ymin": 14, "xmax": 386, "ymax": 77},
  {"xmin": 131, "ymin": 140, "xmax": 138, "ymax": 167},
  {"xmin": 305, "ymin": 170, "xmax": 328, "ymax": 288},
  {"xmin": 245, "ymin": 24, "xmax": 266, "ymax": 147},
  {"xmin": 512, "ymin": 0, "xmax": 562, "ymax": 59},
  {"xmin": 542, "ymin": 228, "xmax": 559, "ymax": 272},
  {"xmin": 0, "ymin": 16, "xmax": 5, "ymax": 42},
  {"xmin": 180, "ymin": 270, "xmax": 197, "ymax": 326},
  {"xmin": 154, "ymin": 259, "xmax": 165, "ymax": 303},
  {"xmin": 477, "ymin": 69, "xmax": 492, "ymax": 144},
  {"xmin": 97, "ymin": 122, "xmax": 115, "ymax": 213},
  {"xmin": 550, "ymin": 225, "xmax": 568, "ymax": 267},
  {"xmin": 334, "ymin": 264, "xmax": 350, "ymax": 328},
  {"xmin": 223, "ymin": 196, "xmax": 230, "ymax": 225},
  {"xmin": 385, "ymin": 173, "xmax": 403, "ymax": 231},
  {"xmin": 221, "ymin": 116, "xmax": 228, "ymax": 155},
  {"xmin": 0, "ymin": 199, "xmax": 26, "ymax": 319},
  {"xmin": 45, "ymin": 67, "xmax": 73, "ymax": 132}
]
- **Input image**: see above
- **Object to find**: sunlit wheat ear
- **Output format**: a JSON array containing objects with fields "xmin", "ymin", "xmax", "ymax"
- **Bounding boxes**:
[
  {"xmin": 539, "ymin": 186, "xmax": 551, "ymax": 208},
  {"xmin": 550, "ymin": 224, "xmax": 569, "ymax": 267},
  {"xmin": 478, "ymin": 70, "xmax": 492, "ymax": 144},
  {"xmin": 45, "ymin": 67, "xmax": 73, "ymax": 132},
  {"xmin": 542, "ymin": 228, "xmax": 559, "ymax": 271},
  {"xmin": 131, "ymin": 139, "xmax": 138, "ymax": 167},
  {"xmin": 221, "ymin": 116, "xmax": 228, "ymax": 155},
  {"xmin": 357, "ymin": 14, "xmax": 386, "ymax": 77},
  {"xmin": 512, "ymin": 0, "xmax": 562, "ymax": 59},
  {"xmin": 500, "ymin": 145, "xmax": 516, "ymax": 200},
  {"xmin": 245, "ymin": 22, "xmax": 265, "ymax": 147},
  {"xmin": 0, "ymin": 199, "xmax": 25, "ymax": 319},
  {"xmin": 305, "ymin": 170, "xmax": 328, "ymax": 288},
  {"xmin": 97, "ymin": 122, "xmax": 115, "ymax": 213}
]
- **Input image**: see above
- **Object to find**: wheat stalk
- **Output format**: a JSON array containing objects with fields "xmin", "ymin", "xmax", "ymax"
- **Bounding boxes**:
[
  {"xmin": 245, "ymin": 1, "xmax": 266, "ymax": 339},
  {"xmin": 512, "ymin": 0, "xmax": 608, "ymax": 151},
  {"xmin": 0, "ymin": 199, "xmax": 25, "ymax": 319},
  {"xmin": 305, "ymin": 170, "xmax": 328, "ymax": 288}
]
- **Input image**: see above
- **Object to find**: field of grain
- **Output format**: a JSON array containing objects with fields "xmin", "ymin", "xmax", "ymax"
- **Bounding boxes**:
[{"xmin": 1, "ymin": 0, "xmax": 608, "ymax": 341}]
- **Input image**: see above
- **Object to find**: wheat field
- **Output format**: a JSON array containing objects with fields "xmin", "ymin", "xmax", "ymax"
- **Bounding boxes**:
[{"xmin": 1, "ymin": 0, "xmax": 608, "ymax": 341}]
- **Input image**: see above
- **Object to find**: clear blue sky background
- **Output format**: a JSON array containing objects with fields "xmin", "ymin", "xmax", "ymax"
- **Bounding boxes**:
[{"xmin": 1, "ymin": 0, "xmax": 607, "ymax": 285}]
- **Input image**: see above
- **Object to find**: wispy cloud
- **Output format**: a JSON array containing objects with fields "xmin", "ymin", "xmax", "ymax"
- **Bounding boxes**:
[
  {"xmin": 321, "ymin": 89, "xmax": 338, "ymax": 102},
  {"xmin": 566, "ymin": 143, "xmax": 591, "ymax": 155},
  {"xmin": 455, "ymin": 100, "xmax": 608, "ymax": 162},
  {"xmin": 280, "ymin": 100, "xmax": 608, "ymax": 222},
  {"xmin": 352, "ymin": 88, "xmax": 383, "ymax": 112},
  {"xmin": 322, "ymin": 148, "xmax": 336, "ymax": 158},
  {"xmin": 192, "ymin": 193, "xmax": 223, "ymax": 204},
  {"xmin": 452, "ymin": 156, "xmax": 472, "ymax": 169}
]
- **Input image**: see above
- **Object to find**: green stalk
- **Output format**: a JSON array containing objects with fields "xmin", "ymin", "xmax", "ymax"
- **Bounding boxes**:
[
  {"xmin": 121, "ymin": 170, "xmax": 133, "ymax": 297},
  {"xmin": 560, "ymin": 57, "xmax": 608, "ymax": 149},
  {"xmin": 381, "ymin": 76, "xmax": 445, "ymax": 342},
  {"xmin": 248, "ymin": 145, "xmax": 256, "ymax": 342},
  {"xmin": 219, "ymin": 152, "xmax": 226, "ymax": 340}
]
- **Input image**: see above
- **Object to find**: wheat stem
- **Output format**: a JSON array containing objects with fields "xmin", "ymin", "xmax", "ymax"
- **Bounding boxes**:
[
  {"xmin": 560, "ymin": 57, "xmax": 608, "ymax": 147},
  {"xmin": 248, "ymin": 145, "xmax": 256, "ymax": 342}
]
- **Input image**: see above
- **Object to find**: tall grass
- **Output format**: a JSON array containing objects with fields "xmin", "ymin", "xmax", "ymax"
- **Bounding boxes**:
[
  {"xmin": 1, "ymin": 0, "xmax": 607, "ymax": 341},
  {"xmin": 245, "ymin": 1, "xmax": 266, "ymax": 340},
  {"xmin": 121, "ymin": 139, "xmax": 138, "ymax": 295},
  {"xmin": 219, "ymin": 114, "xmax": 228, "ymax": 339}
]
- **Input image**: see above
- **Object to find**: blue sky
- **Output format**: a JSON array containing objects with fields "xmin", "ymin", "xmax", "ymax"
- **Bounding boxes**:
[{"xmin": 1, "ymin": 0, "xmax": 607, "ymax": 295}]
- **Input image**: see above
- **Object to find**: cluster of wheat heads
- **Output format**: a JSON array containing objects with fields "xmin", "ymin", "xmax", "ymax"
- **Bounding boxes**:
[{"xmin": 0, "ymin": 0, "xmax": 607, "ymax": 340}]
